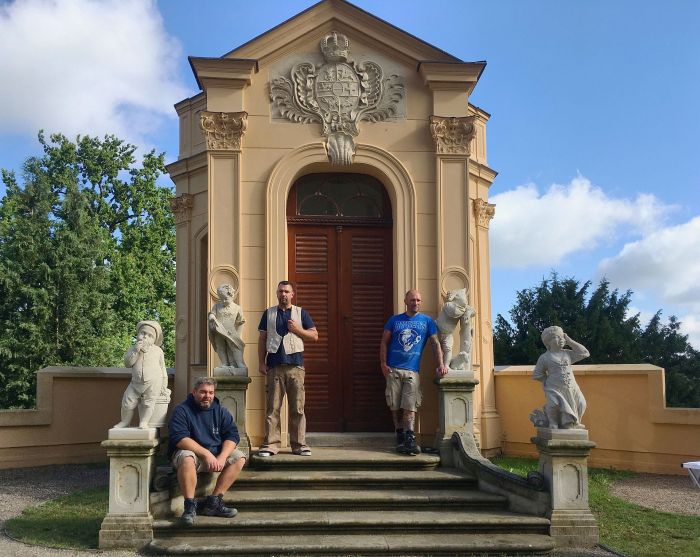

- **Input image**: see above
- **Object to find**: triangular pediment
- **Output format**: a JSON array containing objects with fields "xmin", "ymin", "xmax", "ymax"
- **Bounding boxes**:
[{"xmin": 223, "ymin": 0, "xmax": 462, "ymax": 66}]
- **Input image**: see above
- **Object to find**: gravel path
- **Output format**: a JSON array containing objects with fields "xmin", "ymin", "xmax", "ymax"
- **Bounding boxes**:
[{"xmin": 6, "ymin": 463, "xmax": 690, "ymax": 556}]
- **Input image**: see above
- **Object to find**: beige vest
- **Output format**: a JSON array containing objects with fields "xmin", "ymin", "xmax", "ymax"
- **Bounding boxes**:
[{"xmin": 266, "ymin": 305, "xmax": 304, "ymax": 355}]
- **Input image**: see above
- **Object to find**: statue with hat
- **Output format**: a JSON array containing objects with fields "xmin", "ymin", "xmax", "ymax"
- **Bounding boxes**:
[{"xmin": 114, "ymin": 320, "xmax": 171, "ymax": 429}]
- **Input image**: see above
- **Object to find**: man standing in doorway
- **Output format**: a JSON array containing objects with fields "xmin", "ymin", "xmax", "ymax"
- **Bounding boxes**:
[
  {"xmin": 258, "ymin": 280, "xmax": 318, "ymax": 456},
  {"xmin": 380, "ymin": 289, "xmax": 449, "ymax": 455}
]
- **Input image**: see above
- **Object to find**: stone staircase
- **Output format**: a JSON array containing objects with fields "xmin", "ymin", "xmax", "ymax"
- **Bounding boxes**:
[{"xmin": 148, "ymin": 445, "xmax": 555, "ymax": 556}]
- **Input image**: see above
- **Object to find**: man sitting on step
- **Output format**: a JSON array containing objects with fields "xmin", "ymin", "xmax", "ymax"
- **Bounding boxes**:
[
  {"xmin": 168, "ymin": 376, "xmax": 246, "ymax": 526},
  {"xmin": 380, "ymin": 289, "xmax": 448, "ymax": 455}
]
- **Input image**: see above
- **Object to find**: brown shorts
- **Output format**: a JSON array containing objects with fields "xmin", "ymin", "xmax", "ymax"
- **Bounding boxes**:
[
  {"xmin": 171, "ymin": 448, "xmax": 246, "ymax": 471},
  {"xmin": 385, "ymin": 367, "xmax": 422, "ymax": 412}
]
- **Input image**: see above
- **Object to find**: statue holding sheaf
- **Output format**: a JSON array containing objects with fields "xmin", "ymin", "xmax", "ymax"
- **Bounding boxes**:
[{"xmin": 209, "ymin": 284, "xmax": 246, "ymax": 369}]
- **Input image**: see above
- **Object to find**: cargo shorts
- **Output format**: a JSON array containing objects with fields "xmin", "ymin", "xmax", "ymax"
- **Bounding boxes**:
[
  {"xmin": 385, "ymin": 367, "xmax": 422, "ymax": 412},
  {"xmin": 172, "ymin": 448, "xmax": 246, "ymax": 471}
]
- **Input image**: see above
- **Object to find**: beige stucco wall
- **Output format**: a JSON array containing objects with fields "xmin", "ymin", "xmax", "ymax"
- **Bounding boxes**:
[
  {"xmin": 0, "ymin": 367, "xmax": 173, "ymax": 470},
  {"xmin": 168, "ymin": 7, "xmax": 500, "ymax": 451},
  {"xmin": 495, "ymin": 364, "xmax": 700, "ymax": 475}
]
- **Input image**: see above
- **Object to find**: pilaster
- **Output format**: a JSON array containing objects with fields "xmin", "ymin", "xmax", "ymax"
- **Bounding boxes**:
[
  {"xmin": 170, "ymin": 194, "xmax": 194, "ymax": 403},
  {"xmin": 472, "ymin": 197, "xmax": 501, "ymax": 454},
  {"xmin": 200, "ymin": 111, "xmax": 247, "ymax": 376},
  {"xmin": 215, "ymin": 375, "xmax": 253, "ymax": 456}
]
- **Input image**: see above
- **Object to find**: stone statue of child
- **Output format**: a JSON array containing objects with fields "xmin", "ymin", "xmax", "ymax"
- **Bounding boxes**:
[
  {"xmin": 436, "ymin": 288, "xmax": 476, "ymax": 370},
  {"xmin": 114, "ymin": 320, "xmax": 170, "ymax": 429},
  {"xmin": 208, "ymin": 283, "xmax": 246, "ymax": 369},
  {"xmin": 531, "ymin": 326, "xmax": 590, "ymax": 429}
]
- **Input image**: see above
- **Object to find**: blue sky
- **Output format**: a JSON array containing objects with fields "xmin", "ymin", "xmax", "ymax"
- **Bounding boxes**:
[{"xmin": 1, "ymin": 0, "xmax": 699, "ymax": 346}]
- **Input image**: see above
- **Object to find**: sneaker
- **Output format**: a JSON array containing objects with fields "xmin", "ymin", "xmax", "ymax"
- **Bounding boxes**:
[
  {"xmin": 201, "ymin": 494, "xmax": 238, "ymax": 518},
  {"xmin": 292, "ymin": 448, "xmax": 312, "ymax": 456},
  {"xmin": 258, "ymin": 449, "xmax": 274, "ymax": 457},
  {"xmin": 180, "ymin": 499, "xmax": 196, "ymax": 526},
  {"xmin": 403, "ymin": 431, "xmax": 420, "ymax": 456}
]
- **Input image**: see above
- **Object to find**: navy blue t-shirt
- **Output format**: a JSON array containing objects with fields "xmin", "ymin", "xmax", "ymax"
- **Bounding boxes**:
[{"xmin": 258, "ymin": 306, "xmax": 315, "ymax": 368}]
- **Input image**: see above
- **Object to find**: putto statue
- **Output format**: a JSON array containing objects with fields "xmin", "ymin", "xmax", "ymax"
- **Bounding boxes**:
[
  {"xmin": 436, "ymin": 288, "xmax": 476, "ymax": 371},
  {"xmin": 114, "ymin": 320, "xmax": 171, "ymax": 429},
  {"xmin": 208, "ymin": 284, "xmax": 246, "ymax": 369},
  {"xmin": 530, "ymin": 326, "xmax": 589, "ymax": 429}
]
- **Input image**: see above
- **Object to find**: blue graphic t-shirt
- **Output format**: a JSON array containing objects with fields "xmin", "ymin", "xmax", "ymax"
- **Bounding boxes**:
[{"xmin": 384, "ymin": 313, "xmax": 438, "ymax": 372}]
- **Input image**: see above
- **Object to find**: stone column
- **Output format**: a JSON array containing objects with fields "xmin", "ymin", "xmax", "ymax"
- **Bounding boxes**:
[
  {"xmin": 472, "ymin": 197, "xmax": 501, "ymax": 454},
  {"xmin": 99, "ymin": 429, "xmax": 159, "ymax": 549},
  {"xmin": 170, "ymin": 193, "xmax": 194, "ymax": 403},
  {"xmin": 200, "ymin": 111, "xmax": 247, "ymax": 376},
  {"xmin": 215, "ymin": 375, "xmax": 252, "ymax": 457},
  {"xmin": 434, "ymin": 371, "xmax": 479, "ymax": 467},
  {"xmin": 532, "ymin": 428, "xmax": 599, "ymax": 548}
]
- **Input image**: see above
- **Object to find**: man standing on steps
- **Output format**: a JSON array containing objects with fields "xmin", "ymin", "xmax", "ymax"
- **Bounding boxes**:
[
  {"xmin": 258, "ymin": 280, "xmax": 318, "ymax": 457},
  {"xmin": 168, "ymin": 377, "xmax": 246, "ymax": 526},
  {"xmin": 380, "ymin": 289, "xmax": 449, "ymax": 455}
]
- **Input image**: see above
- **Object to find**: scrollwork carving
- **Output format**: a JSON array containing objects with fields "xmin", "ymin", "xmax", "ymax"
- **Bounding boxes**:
[
  {"xmin": 270, "ymin": 31, "xmax": 404, "ymax": 165},
  {"xmin": 430, "ymin": 115, "xmax": 477, "ymax": 155},
  {"xmin": 169, "ymin": 194, "xmax": 194, "ymax": 225},
  {"xmin": 473, "ymin": 198, "xmax": 496, "ymax": 229},
  {"xmin": 200, "ymin": 111, "xmax": 248, "ymax": 151}
]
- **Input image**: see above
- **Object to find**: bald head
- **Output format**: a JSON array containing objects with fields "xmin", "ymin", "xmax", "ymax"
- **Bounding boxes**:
[{"xmin": 404, "ymin": 289, "xmax": 422, "ymax": 316}]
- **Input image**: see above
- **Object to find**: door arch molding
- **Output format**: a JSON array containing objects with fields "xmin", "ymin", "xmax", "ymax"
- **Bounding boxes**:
[{"xmin": 265, "ymin": 142, "xmax": 417, "ymax": 311}]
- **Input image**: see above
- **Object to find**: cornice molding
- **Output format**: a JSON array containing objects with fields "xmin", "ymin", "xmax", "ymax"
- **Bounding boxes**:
[
  {"xmin": 419, "ymin": 62, "xmax": 485, "ymax": 95},
  {"xmin": 430, "ymin": 115, "xmax": 477, "ymax": 155},
  {"xmin": 189, "ymin": 58, "xmax": 258, "ymax": 91},
  {"xmin": 200, "ymin": 111, "xmax": 248, "ymax": 151},
  {"xmin": 473, "ymin": 198, "xmax": 496, "ymax": 229},
  {"xmin": 165, "ymin": 151, "xmax": 208, "ymax": 179}
]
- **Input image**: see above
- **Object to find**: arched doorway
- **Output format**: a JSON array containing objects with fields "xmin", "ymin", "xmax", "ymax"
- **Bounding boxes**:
[{"xmin": 287, "ymin": 173, "xmax": 394, "ymax": 432}]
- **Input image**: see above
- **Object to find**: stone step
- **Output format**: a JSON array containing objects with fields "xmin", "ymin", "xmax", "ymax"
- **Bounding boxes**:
[
  {"xmin": 217, "ymin": 487, "xmax": 508, "ymax": 511},
  {"xmin": 249, "ymin": 447, "xmax": 440, "ymax": 471},
  {"xmin": 234, "ymin": 467, "xmax": 477, "ymax": 490},
  {"xmin": 147, "ymin": 532, "xmax": 556, "ymax": 556},
  {"xmin": 153, "ymin": 509, "xmax": 550, "ymax": 536},
  {"xmin": 305, "ymin": 432, "xmax": 395, "ymax": 448}
]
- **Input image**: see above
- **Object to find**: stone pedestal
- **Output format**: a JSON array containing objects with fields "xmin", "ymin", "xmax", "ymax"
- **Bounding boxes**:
[
  {"xmin": 215, "ymin": 375, "xmax": 252, "ymax": 456},
  {"xmin": 532, "ymin": 428, "xmax": 599, "ymax": 548},
  {"xmin": 99, "ymin": 428, "xmax": 159, "ymax": 549},
  {"xmin": 434, "ymin": 370, "xmax": 479, "ymax": 466}
]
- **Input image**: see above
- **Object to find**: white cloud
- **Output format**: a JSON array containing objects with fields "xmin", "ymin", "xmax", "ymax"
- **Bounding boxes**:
[
  {"xmin": 0, "ymin": 0, "xmax": 188, "ymax": 143},
  {"xmin": 678, "ymin": 314, "xmax": 700, "ymax": 351},
  {"xmin": 599, "ymin": 216, "xmax": 700, "ymax": 336},
  {"xmin": 489, "ymin": 176, "xmax": 674, "ymax": 268}
]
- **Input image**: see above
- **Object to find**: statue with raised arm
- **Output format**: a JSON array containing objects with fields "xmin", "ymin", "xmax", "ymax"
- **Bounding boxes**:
[
  {"xmin": 209, "ymin": 284, "xmax": 246, "ymax": 369},
  {"xmin": 114, "ymin": 320, "xmax": 170, "ymax": 429},
  {"xmin": 436, "ymin": 288, "xmax": 476, "ymax": 371},
  {"xmin": 530, "ymin": 326, "xmax": 589, "ymax": 429}
]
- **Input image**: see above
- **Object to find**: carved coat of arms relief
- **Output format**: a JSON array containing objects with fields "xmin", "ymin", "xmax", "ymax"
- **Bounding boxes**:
[{"xmin": 270, "ymin": 32, "xmax": 405, "ymax": 165}]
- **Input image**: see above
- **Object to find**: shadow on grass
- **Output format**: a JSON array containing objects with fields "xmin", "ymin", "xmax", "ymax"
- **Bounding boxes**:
[{"xmin": 4, "ymin": 487, "xmax": 107, "ymax": 550}]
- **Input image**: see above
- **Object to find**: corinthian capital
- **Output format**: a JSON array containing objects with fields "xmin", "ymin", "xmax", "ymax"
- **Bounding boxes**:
[
  {"xmin": 473, "ymin": 198, "xmax": 496, "ymax": 229},
  {"xmin": 200, "ymin": 111, "xmax": 248, "ymax": 151},
  {"xmin": 430, "ymin": 115, "xmax": 477, "ymax": 155},
  {"xmin": 170, "ymin": 193, "xmax": 194, "ymax": 225}
]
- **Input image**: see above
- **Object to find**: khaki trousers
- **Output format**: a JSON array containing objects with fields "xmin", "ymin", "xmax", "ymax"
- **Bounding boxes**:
[{"xmin": 261, "ymin": 365, "xmax": 308, "ymax": 453}]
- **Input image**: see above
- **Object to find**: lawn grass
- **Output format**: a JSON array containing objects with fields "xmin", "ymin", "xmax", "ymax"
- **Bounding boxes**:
[
  {"xmin": 4, "ymin": 486, "xmax": 108, "ymax": 550},
  {"xmin": 493, "ymin": 456, "xmax": 700, "ymax": 557}
]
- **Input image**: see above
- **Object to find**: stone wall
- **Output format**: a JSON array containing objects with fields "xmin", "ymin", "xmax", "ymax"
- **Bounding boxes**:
[{"xmin": 495, "ymin": 364, "xmax": 700, "ymax": 474}]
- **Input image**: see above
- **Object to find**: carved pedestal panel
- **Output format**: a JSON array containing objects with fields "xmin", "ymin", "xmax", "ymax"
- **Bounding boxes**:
[
  {"xmin": 99, "ymin": 428, "xmax": 159, "ymax": 549},
  {"xmin": 434, "ymin": 371, "xmax": 479, "ymax": 466},
  {"xmin": 532, "ymin": 428, "xmax": 599, "ymax": 548},
  {"xmin": 215, "ymin": 375, "xmax": 252, "ymax": 456}
]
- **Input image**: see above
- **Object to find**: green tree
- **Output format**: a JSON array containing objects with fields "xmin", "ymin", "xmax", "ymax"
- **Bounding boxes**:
[
  {"xmin": 494, "ymin": 272, "xmax": 699, "ymax": 408},
  {"xmin": 0, "ymin": 133, "xmax": 175, "ymax": 409}
]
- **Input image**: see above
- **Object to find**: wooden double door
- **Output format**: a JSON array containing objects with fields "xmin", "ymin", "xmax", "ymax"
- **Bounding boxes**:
[{"xmin": 289, "ymin": 224, "xmax": 393, "ymax": 431}]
